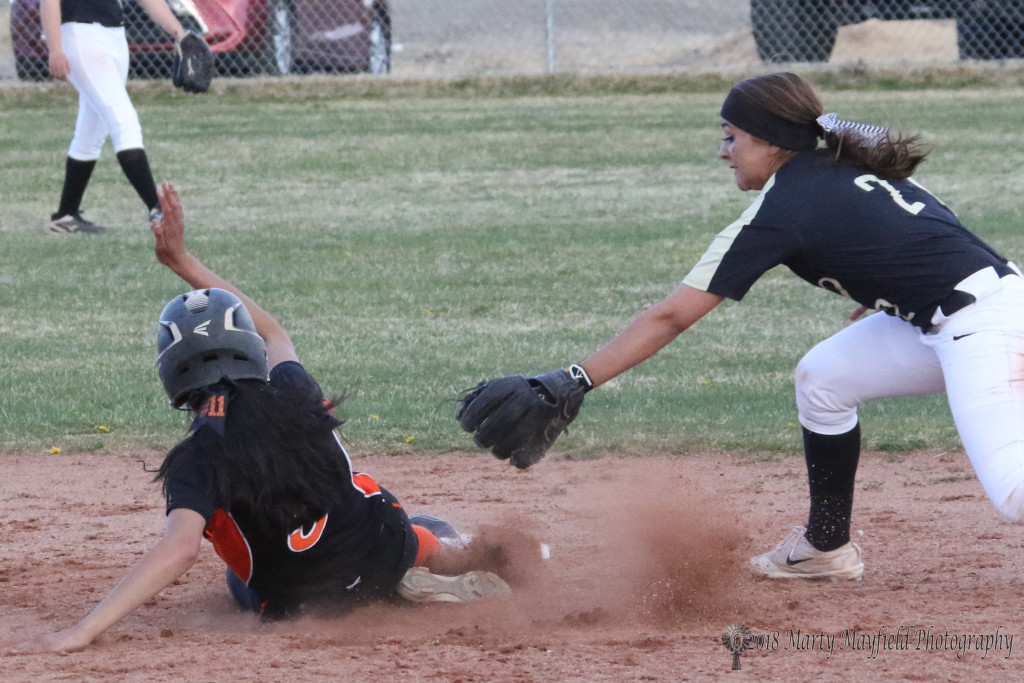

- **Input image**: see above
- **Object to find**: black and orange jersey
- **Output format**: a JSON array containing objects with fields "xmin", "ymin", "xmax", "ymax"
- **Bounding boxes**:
[
  {"xmin": 683, "ymin": 151, "xmax": 1009, "ymax": 329},
  {"xmin": 164, "ymin": 362, "xmax": 414, "ymax": 619}
]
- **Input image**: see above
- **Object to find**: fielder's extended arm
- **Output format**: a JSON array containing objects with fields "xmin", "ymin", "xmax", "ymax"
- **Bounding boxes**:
[
  {"xmin": 576, "ymin": 283, "xmax": 724, "ymax": 387},
  {"xmin": 457, "ymin": 283, "xmax": 724, "ymax": 468}
]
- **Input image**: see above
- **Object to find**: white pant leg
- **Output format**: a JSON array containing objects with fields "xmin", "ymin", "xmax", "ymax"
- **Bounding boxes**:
[
  {"xmin": 922, "ymin": 275, "xmax": 1024, "ymax": 522},
  {"xmin": 62, "ymin": 23, "xmax": 143, "ymax": 157},
  {"xmin": 68, "ymin": 88, "xmax": 106, "ymax": 160},
  {"xmin": 796, "ymin": 312, "xmax": 945, "ymax": 435}
]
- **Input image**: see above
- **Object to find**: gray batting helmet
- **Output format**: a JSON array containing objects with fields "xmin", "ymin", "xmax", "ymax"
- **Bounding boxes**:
[{"xmin": 156, "ymin": 288, "xmax": 267, "ymax": 408}]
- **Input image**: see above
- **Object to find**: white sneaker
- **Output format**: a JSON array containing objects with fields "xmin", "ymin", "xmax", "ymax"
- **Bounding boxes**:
[
  {"xmin": 397, "ymin": 566, "xmax": 512, "ymax": 603},
  {"xmin": 750, "ymin": 525, "xmax": 864, "ymax": 581},
  {"xmin": 48, "ymin": 212, "xmax": 106, "ymax": 234}
]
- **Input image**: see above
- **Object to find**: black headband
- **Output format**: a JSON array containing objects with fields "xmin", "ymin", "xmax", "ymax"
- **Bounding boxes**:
[{"xmin": 720, "ymin": 86, "xmax": 820, "ymax": 151}]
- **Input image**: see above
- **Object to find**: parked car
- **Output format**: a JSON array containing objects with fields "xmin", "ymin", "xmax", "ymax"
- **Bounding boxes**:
[
  {"xmin": 10, "ymin": 0, "xmax": 391, "ymax": 81},
  {"xmin": 751, "ymin": 0, "xmax": 1024, "ymax": 62}
]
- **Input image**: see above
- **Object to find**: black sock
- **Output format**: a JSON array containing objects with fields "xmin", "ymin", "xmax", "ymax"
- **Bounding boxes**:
[
  {"xmin": 56, "ymin": 157, "xmax": 97, "ymax": 217},
  {"xmin": 116, "ymin": 148, "xmax": 160, "ymax": 212},
  {"xmin": 803, "ymin": 424, "xmax": 860, "ymax": 551}
]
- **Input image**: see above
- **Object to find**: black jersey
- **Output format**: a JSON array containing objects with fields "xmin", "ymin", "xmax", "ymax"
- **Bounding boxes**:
[
  {"xmin": 683, "ymin": 151, "xmax": 1009, "ymax": 328},
  {"xmin": 60, "ymin": 0, "xmax": 125, "ymax": 27},
  {"xmin": 164, "ymin": 362, "xmax": 414, "ymax": 619}
]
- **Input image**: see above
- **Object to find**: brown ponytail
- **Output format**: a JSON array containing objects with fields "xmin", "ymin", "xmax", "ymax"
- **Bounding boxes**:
[
  {"xmin": 823, "ymin": 129, "xmax": 930, "ymax": 180},
  {"xmin": 726, "ymin": 72, "xmax": 931, "ymax": 180}
]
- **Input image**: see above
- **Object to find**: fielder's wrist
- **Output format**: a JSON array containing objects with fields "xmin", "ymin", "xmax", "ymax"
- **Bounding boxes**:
[{"xmin": 568, "ymin": 364, "xmax": 594, "ymax": 392}]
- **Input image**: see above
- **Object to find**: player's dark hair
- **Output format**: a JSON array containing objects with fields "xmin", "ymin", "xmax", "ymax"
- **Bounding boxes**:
[
  {"xmin": 822, "ymin": 129, "xmax": 930, "ymax": 181},
  {"xmin": 733, "ymin": 72, "xmax": 930, "ymax": 180},
  {"xmin": 156, "ymin": 379, "xmax": 349, "ymax": 538}
]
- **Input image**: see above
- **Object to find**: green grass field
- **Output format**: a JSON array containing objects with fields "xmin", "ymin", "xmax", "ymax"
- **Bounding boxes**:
[{"xmin": 3, "ymin": 73, "xmax": 1023, "ymax": 458}]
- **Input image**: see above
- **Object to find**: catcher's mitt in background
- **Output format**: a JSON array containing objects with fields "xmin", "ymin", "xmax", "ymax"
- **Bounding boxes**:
[
  {"xmin": 172, "ymin": 32, "xmax": 214, "ymax": 94},
  {"xmin": 457, "ymin": 365, "xmax": 593, "ymax": 469}
]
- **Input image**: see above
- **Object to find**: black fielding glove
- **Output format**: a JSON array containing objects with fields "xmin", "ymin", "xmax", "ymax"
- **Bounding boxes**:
[
  {"xmin": 457, "ymin": 365, "xmax": 592, "ymax": 469},
  {"xmin": 172, "ymin": 32, "xmax": 214, "ymax": 94}
]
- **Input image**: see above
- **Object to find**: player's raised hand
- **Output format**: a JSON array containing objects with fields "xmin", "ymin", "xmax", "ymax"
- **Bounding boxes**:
[{"xmin": 151, "ymin": 181, "xmax": 188, "ymax": 270}]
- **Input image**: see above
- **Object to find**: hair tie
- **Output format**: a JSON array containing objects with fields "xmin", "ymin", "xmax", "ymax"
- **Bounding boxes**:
[{"xmin": 817, "ymin": 113, "xmax": 888, "ymax": 144}]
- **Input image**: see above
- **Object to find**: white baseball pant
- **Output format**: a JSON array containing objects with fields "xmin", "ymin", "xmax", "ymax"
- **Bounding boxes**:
[
  {"xmin": 795, "ymin": 266, "xmax": 1024, "ymax": 523},
  {"xmin": 60, "ymin": 22, "xmax": 145, "ymax": 160}
]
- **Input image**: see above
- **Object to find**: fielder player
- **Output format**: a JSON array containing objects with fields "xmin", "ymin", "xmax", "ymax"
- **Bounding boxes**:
[
  {"xmin": 42, "ymin": 0, "xmax": 197, "ymax": 234},
  {"xmin": 9, "ymin": 182, "xmax": 509, "ymax": 655},
  {"xmin": 459, "ymin": 72, "xmax": 1024, "ymax": 582}
]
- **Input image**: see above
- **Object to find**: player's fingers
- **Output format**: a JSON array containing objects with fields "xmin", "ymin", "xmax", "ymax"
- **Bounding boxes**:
[
  {"xmin": 168, "ymin": 185, "xmax": 183, "ymax": 220},
  {"xmin": 159, "ymin": 183, "xmax": 183, "ymax": 228},
  {"xmin": 5, "ymin": 636, "xmax": 44, "ymax": 656},
  {"xmin": 158, "ymin": 181, "xmax": 174, "ymax": 210}
]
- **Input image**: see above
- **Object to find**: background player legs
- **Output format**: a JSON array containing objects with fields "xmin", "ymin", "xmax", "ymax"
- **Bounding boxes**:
[
  {"xmin": 54, "ymin": 156, "xmax": 97, "ymax": 220},
  {"xmin": 116, "ymin": 148, "xmax": 161, "ymax": 218},
  {"xmin": 52, "ymin": 23, "xmax": 162, "ymax": 232}
]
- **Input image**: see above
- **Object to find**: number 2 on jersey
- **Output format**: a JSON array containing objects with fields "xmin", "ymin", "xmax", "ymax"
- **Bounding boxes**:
[{"xmin": 854, "ymin": 174, "xmax": 925, "ymax": 215}]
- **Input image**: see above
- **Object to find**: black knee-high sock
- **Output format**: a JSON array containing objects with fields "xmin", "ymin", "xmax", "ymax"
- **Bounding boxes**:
[
  {"xmin": 56, "ymin": 157, "xmax": 97, "ymax": 217},
  {"xmin": 115, "ymin": 148, "xmax": 160, "ymax": 212},
  {"xmin": 803, "ymin": 424, "xmax": 860, "ymax": 551}
]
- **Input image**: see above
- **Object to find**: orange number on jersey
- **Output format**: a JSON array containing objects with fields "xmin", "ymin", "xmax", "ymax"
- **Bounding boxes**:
[
  {"xmin": 201, "ymin": 394, "xmax": 226, "ymax": 418},
  {"xmin": 287, "ymin": 514, "xmax": 328, "ymax": 552}
]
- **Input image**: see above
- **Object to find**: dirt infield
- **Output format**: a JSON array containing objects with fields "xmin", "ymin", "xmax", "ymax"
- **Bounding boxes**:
[{"xmin": 1, "ymin": 448, "xmax": 1020, "ymax": 680}]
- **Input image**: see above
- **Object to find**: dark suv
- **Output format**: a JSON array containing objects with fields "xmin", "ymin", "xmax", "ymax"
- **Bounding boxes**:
[{"xmin": 751, "ymin": 0, "xmax": 1024, "ymax": 62}]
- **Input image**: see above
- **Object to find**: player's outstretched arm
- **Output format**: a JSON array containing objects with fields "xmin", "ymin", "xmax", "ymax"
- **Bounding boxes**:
[
  {"xmin": 151, "ymin": 181, "xmax": 298, "ymax": 370},
  {"xmin": 457, "ymin": 283, "xmax": 724, "ymax": 468},
  {"xmin": 6, "ymin": 509, "xmax": 205, "ymax": 655},
  {"xmin": 577, "ymin": 283, "xmax": 724, "ymax": 387}
]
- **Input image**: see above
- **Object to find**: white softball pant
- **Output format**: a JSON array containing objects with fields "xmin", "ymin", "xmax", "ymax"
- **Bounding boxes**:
[
  {"xmin": 795, "ymin": 266, "xmax": 1024, "ymax": 523},
  {"xmin": 61, "ymin": 23, "xmax": 144, "ymax": 159}
]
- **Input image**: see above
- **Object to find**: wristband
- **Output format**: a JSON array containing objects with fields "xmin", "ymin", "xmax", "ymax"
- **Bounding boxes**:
[{"xmin": 568, "ymin": 364, "xmax": 594, "ymax": 392}]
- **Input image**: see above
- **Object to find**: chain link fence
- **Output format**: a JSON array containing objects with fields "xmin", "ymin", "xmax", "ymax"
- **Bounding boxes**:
[
  {"xmin": 4, "ymin": 0, "xmax": 391, "ymax": 81},
  {"xmin": 3, "ymin": 0, "xmax": 1023, "ymax": 82},
  {"xmin": 752, "ymin": 0, "xmax": 1024, "ymax": 63}
]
